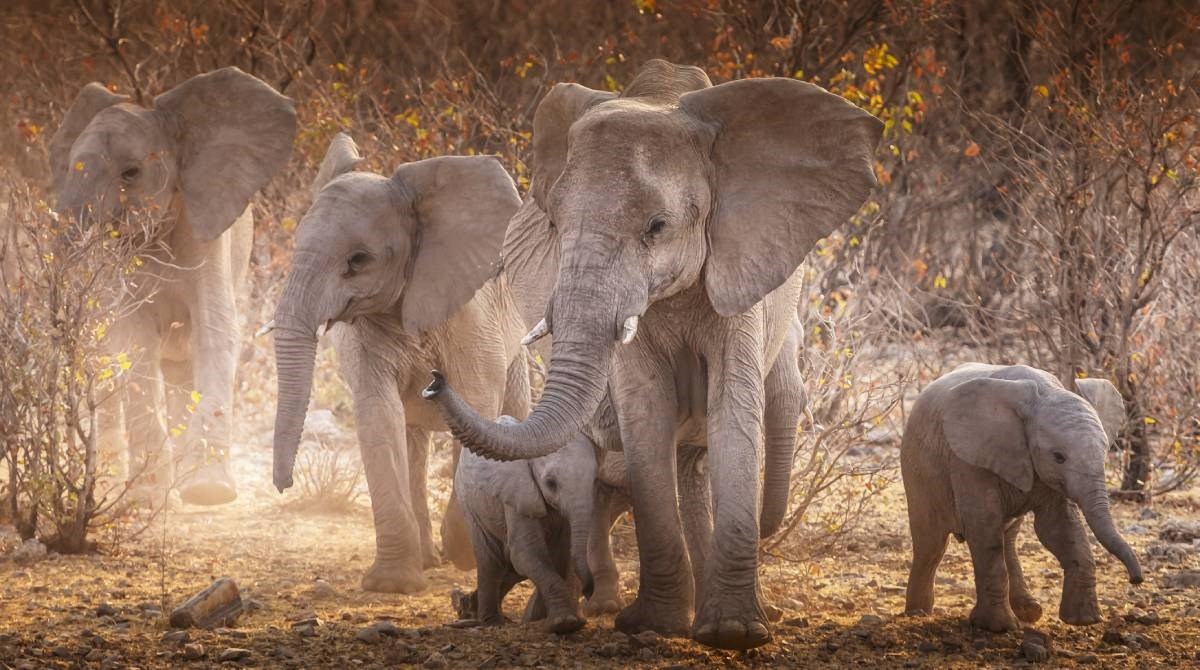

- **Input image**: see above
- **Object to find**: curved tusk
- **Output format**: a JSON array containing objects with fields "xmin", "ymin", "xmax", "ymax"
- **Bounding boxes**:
[
  {"xmin": 520, "ymin": 318, "xmax": 550, "ymax": 346},
  {"xmin": 254, "ymin": 319, "xmax": 276, "ymax": 338},
  {"xmin": 620, "ymin": 315, "xmax": 639, "ymax": 345},
  {"xmin": 316, "ymin": 321, "xmax": 329, "ymax": 338}
]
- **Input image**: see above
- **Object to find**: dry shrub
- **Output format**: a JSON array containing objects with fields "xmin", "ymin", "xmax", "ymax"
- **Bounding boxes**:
[{"xmin": 0, "ymin": 176, "xmax": 162, "ymax": 553}]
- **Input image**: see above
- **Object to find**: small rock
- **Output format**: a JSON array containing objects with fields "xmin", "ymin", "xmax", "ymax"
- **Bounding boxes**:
[
  {"xmin": 782, "ymin": 616, "xmax": 809, "ymax": 628},
  {"xmin": 182, "ymin": 643, "xmax": 204, "ymax": 660},
  {"xmin": 1164, "ymin": 570, "xmax": 1200, "ymax": 589},
  {"xmin": 371, "ymin": 620, "xmax": 400, "ymax": 637},
  {"xmin": 217, "ymin": 648, "xmax": 250, "ymax": 662},
  {"xmin": 273, "ymin": 646, "xmax": 295, "ymax": 659},
  {"xmin": 1136, "ymin": 507, "xmax": 1160, "ymax": 521},
  {"xmin": 423, "ymin": 651, "xmax": 448, "ymax": 669},
  {"xmin": 918, "ymin": 640, "xmax": 938, "ymax": 652},
  {"xmin": 597, "ymin": 642, "xmax": 623, "ymax": 657},
  {"xmin": 214, "ymin": 627, "xmax": 247, "ymax": 638},
  {"xmin": 162, "ymin": 630, "xmax": 189, "ymax": 645},
  {"xmin": 293, "ymin": 623, "xmax": 317, "ymax": 638},
  {"xmin": 1102, "ymin": 629, "xmax": 1128, "ymax": 645},
  {"xmin": 1076, "ymin": 653, "xmax": 1099, "ymax": 664},
  {"xmin": 355, "ymin": 627, "xmax": 381, "ymax": 644},
  {"xmin": 631, "ymin": 630, "xmax": 659, "ymax": 647},
  {"xmin": 85, "ymin": 648, "xmax": 103, "ymax": 662},
  {"xmin": 1159, "ymin": 520, "xmax": 1200, "ymax": 542},
  {"xmin": 1124, "ymin": 607, "xmax": 1163, "ymax": 625},
  {"xmin": 12, "ymin": 538, "xmax": 47, "ymax": 564},
  {"xmin": 1021, "ymin": 640, "xmax": 1050, "ymax": 663},
  {"xmin": 309, "ymin": 579, "xmax": 337, "ymax": 599},
  {"xmin": 637, "ymin": 647, "xmax": 655, "ymax": 661},
  {"xmin": 1122, "ymin": 524, "xmax": 1150, "ymax": 536},
  {"xmin": 51, "ymin": 645, "xmax": 71, "ymax": 658},
  {"xmin": 857, "ymin": 614, "xmax": 885, "ymax": 626},
  {"xmin": 972, "ymin": 638, "xmax": 989, "ymax": 650},
  {"xmin": 96, "ymin": 602, "xmax": 117, "ymax": 617}
]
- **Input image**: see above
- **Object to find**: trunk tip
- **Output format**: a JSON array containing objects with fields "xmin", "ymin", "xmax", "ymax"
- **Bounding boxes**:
[
  {"xmin": 1128, "ymin": 569, "xmax": 1144, "ymax": 585},
  {"xmin": 422, "ymin": 370, "xmax": 446, "ymax": 400}
]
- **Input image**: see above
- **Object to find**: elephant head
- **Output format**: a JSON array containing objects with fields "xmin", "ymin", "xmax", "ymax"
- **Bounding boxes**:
[
  {"xmin": 270, "ymin": 134, "xmax": 520, "ymax": 492},
  {"xmin": 50, "ymin": 68, "xmax": 296, "ymax": 240},
  {"xmin": 425, "ymin": 59, "xmax": 882, "ymax": 461},
  {"xmin": 941, "ymin": 376, "xmax": 1143, "ymax": 585}
]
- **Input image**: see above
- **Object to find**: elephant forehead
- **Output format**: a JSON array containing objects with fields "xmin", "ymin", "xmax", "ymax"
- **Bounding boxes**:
[
  {"xmin": 1035, "ymin": 392, "xmax": 1106, "ymax": 442},
  {"xmin": 76, "ymin": 105, "xmax": 162, "ymax": 160}
]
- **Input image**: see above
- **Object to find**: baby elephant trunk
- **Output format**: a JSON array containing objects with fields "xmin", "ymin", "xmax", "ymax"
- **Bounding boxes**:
[
  {"xmin": 569, "ymin": 503, "xmax": 594, "ymax": 599},
  {"xmin": 1078, "ymin": 485, "xmax": 1144, "ymax": 584}
]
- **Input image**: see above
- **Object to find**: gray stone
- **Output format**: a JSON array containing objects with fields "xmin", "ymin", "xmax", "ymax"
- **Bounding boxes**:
[
  {"xmin": 95, "ymin": 602, "xmax": 117, "ymax": 617},
  {"xmin": 161, "ymin": 630, "xmax": 189, "ymax": 645},
  {"xmin": 182, "ymin": 643, "xmax": 204, "ymax": 660},
  {"xmin": 355, "ymin": 627, "xmax": 381, "ymax": 644},
  {"xmin": 857, "ymin": 614, "xmax": 885, "ymax": 626},
  {"xmin": 309, "ymin": 579, "xmax": 337, "ymax": 599},
  {"xmin": 217, "ymin": 648, "xmax": 250, "ymax": 662},
  {"xmin": 370, "ymin": 620, "xmax": 400, "ymax": 637}
]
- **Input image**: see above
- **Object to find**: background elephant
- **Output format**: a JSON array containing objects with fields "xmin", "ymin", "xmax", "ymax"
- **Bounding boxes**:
[
  {"xmin": 900, "ymin": 363, "xmax": 1144, "ymax": 632},
  {"xmin": 268, "ymin": 134, "xmax": 527, "ymax": 592},
  {"xmin": 453, "ymin": 421, "xmax": 597, "ymax": 633},
  {"xmin": 425, "ymin": 59, "xmax": 880, "ymax": 649},
  {"xmin": 49, "ymin": 67, "xmax": 296, "ymax": 505}
]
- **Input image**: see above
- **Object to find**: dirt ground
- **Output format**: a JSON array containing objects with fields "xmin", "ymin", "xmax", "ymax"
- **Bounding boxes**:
[{"xmin": 2, "ymin": 437, "xmax": 1199, "ymax": 669}]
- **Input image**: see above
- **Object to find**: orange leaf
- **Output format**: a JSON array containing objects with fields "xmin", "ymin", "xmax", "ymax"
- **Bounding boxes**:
[{"xmin": 963, "ymin": 142, "xmax": 981, "ymax": 157}]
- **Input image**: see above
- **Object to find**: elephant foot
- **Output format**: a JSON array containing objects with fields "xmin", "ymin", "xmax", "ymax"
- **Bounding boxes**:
[
  {"xmin": 1059, "ymin": 595, "xmax": 1101, "ymax": 626},
  {"xmin": 361, "ymin": 560, "xmax": 428, "ymax": 594},
  {"xmin": 614, "ymin": 596, "xmax": 692, "ymax": 638},
  {"xmin": 177, "ymin": 461, "xmax": 236, "ymax": 506},
  {"xmin": 968, "ymin": 604, "xmax": 1019, "ymax": 633},
  {"xmin": 543, "ymin": 613, "xmax": 585, "ymax": 635},
  {"xmin": 1011, "ymin": 593, "xmax": 1044, "ymax": 623},
  {"xmin": 584, "ymin": 590, "xmax": 624, "ymax": 617},
  {"xmin": 692, "ymin": 588, "xmax": 772, "ymax": 651}
]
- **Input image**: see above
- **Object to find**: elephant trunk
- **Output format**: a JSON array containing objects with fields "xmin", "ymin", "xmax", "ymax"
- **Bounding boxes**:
[
  {"xmin": 759, "ymin": 423, "xmax": 797, "ymax": 538},
  {"xmin": 1078, "ymin": 483, "xmax": 1144, "ymax": 584},
  {"xmin": 427, "ymin": 280, "xmax": 620, "ymax": 461},
  {"xmin": 271, "ymin": 270, "xmax": 325, "ymax": 492},
  {"xmin": 569, "ymin": 501, "xmax": 594, "ymax": 598}
]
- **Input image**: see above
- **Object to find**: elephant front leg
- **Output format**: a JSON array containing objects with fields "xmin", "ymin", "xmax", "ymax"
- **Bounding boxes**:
[
  {"xmin": 692, "ymin": 326, "xmax": 771, "ymax": 651},
  {"xmin": 585, "ymin": 483, "xmax": 627, "ymax": 616},
  {"xmin": 507, "ymin": 512, "xmax": 584, "ymax": 634},
  {"xmin": 958, "ymin": 487, "xmax": 1019, "ymax": 632},
  {"xmin": 1033, "ymin": 498, "xmax": 1100, "ymax": 625},
  {"xmin": 124, "ymin": 357, "xmax": 173, "ymax": 505},
  {"xmin": 177, "ymin": 281, "xmax": 238, "ymax": 506},
  {"xmin": 358, "ymin": 396, "xmax": 427, "ymax": 594},
  {"xmin": 611, "ymin": 357, "xmax": 693, "ymax": 638},
  {"xmin": 1004, "ymin": 515, "xmax": 1044, "ymax": 622}
]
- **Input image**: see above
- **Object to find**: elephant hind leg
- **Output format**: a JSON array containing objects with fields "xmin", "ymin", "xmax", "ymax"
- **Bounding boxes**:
[
  {"xmin": 406, "ymin": 428, "xmax": 441, "ymax": 569},
  {"xmin": 1003, "ymin": 516, "xmax": 1043, "ymax": 622},
  {"xmin": 468, "ymin": 524, "xmax": 515, "ymax": 626},
  {"xmin": 441, "ymin": 443, "xmax": 477, "ymax": 571}
]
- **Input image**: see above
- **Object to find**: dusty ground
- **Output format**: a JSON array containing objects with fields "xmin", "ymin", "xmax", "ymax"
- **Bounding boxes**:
[{"xmin": 2, "ymin": 438, "xmax": 1200, "ymax": 669}]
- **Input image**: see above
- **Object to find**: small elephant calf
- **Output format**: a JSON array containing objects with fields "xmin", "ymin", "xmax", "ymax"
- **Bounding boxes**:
[
  {"xmin": 454, "ymin": 419, "xmax": 596, "ymax": 634},
  {"xmin": 901, "ymin": 363, "xmax": 1144, "ymax": 632}
]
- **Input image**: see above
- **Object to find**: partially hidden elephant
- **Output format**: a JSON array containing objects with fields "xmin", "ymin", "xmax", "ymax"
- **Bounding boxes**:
[
  {"xmin": 453, "ymin": 418, "xmax": 597, "ymax": 633},
  {"xmin": 49, "ymin": 67, "xmax": 297, "ymax": 505},
  {"xmin": 901, "ymin": 363, "xmax": 1144, "ymax": 632},
  {"xmin": 423, "ymin": 59, "xmax": 881, "ymax": 649},
  {"xmin": 266, "ymin": 133, "xmax": 527, "ymax": 592}
]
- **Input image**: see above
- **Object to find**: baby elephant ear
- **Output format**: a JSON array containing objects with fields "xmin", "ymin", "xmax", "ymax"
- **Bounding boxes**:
[
  {"xmin": 486, "ymin": 416, "xmax": 547, "ymax": 518},
  {"xmin": 392, "ymin": 155, "xmax": 521, "ymax": 335},
  {"xmin": 154, "ymin": 67, "xmax": 297, "ymax": 241},
  {"xmin": 530, "ymin": 82, "xmax": 616, "ymax": 209},
  {"xmin": 680, "ymin": 78, "xmax": 883, "ymax": 316},
  {"xmin": 1075, "ymin": 377, "xmax": 1125, "ymax": 446},
  {"xmin": 942, "ymin": 377, "xmax": 1040, "ymax": 492},
  {"xmin": 311, "ymin": 132, "xmax": 365, "ymax": 198},
  {"xmin": 49, "ymin": 83, "xmax": 130, "ymax": 192}
]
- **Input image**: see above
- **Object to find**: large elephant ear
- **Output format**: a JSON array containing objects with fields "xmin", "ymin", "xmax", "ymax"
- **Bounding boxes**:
[
  {"xmin": 501, "ymin": 195, "xmax": 559, "ymax": 334},
  {"xmin": 680, "ymin": 79, "xmax": 883, "ymax": 316},
  {"xmin": 1075, "ymin": 377, "xmax": 1125, "ymax": 446},
  {"xmin": 153, "ymin": 67, "xmax": 297, "ymax": 241},
  {"xmin": 311, "ymin": 131, "xmax": 364, "ymax": 198},
  {"xmin": 49, "ymin": 83, "xmax": 129, "ymax": 192},
  {"xmin": 530, "ymin": 83, "xmax": 615, "ymax": 209},
  {"xmin": 392, "ymin": 155, "xmax": 521, "ymax": 335},
  {"xmin": 942, "ymin": 377, "xmax": 1040, "ymax": 492}
]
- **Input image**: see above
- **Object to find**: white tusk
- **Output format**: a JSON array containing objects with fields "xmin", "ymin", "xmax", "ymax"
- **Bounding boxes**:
[
  {"xmin": 620, "ymin": 315, "xmax": 639, "ymax": 344},
  {"xmin": 521, "ymin": 318, "xmax": 550, "ymax": 346},
  {"xmin": 316, "ymin": 321, "xmax": 329, "ymax": 338},
  {"xmin": 254, "ymin": 319, "xmax": 276, "ymax": 338}
]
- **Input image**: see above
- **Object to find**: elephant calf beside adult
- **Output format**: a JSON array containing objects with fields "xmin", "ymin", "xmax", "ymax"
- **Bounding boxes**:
[
  {"xmin": 49, "ymin": 67, "xmax": 296, "ymax": 506},
  {"xmin": 901, "ymin": 363, "xmax": 1143, "ymax": 632},
  {"xmin": 425, "ymin": 58, "xmax": 882, "ymax": 649},
  {"xmin": 266, "ymin": 134, "xmax": 528, "ymax": 592}
]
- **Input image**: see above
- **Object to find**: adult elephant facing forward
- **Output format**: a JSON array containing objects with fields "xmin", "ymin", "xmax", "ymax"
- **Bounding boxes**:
[{"xmin": 425, "ymin": 59, "xmax": 881, "ymax": 649}]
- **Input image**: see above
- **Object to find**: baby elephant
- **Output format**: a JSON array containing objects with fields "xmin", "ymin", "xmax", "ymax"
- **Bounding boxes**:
[
  {"xmin": 902, "ymin": 363, "xmax": 1143, "ymax": 632},
  {"xmin": 455, "ymin": 418, "xmax": 596, "ymax": 633}
]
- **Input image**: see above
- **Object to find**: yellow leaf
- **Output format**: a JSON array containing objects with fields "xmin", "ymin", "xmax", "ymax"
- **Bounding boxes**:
[
  {"xmin": 116, "ymin": 352, "xmax": 131, "ymax": 371},
  {"xmin": 1034, "ymin": 85, "xmax": 1049, "ymax": 98},
  {"xmin": 190, "ymin": 390, "xmax": 202, "ymax": 405},
  {"xmin": 1143, "ymin": 416, "xmax": 1157, "ymax": 425},
  {"xmin": 74, "ymin": 161, "xmax": 85, "ymax": 171},
  {"xmin": 933, "ymin": 273, "xmax": 948, "ymax": 289}
]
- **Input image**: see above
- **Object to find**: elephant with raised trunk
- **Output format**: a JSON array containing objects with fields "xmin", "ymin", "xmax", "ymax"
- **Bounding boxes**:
[
  {"xmin": 266, "ymin": 134, "xmax": 528, "ymax": 593},
  {"xmin": 901, "ymin": 363, "xmax": 1143, "ymax": 632},
  {"xmin": 49, "ymin": 68, "xmax": 296, "ymax": 506},
  {"xmin": 424, "ymin": 59, "xmax": 881, "ymax": 649}
]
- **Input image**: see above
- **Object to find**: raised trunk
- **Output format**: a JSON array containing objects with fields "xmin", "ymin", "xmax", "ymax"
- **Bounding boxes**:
[
  {"xmin": 1078, "ymin": 486, "xmax": 1143, "ymax": 584},
  {"xmin": 271, "ymin": 317, "xmax": 319, "ymax": 493},
  {"xmin": 427, "ymin": 301, "xmax": 617, "ymax": 462}
]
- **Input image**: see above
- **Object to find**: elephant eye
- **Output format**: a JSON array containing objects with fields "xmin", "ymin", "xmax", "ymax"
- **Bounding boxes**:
[
  {"xmin": 1053, "ymin": 451, "xmax": 1067, "ymax": 464},
  {"xmin": 345, "ymin": 250, "xmax": 371, "ymax": 276},
  {"xmin": 643, "ymin": 216, "xmax": 667, "ymax": 242},
  {"xmin": 544, "ymin": 477, "xmax": 558, "ymax": 492},
  {"xmin": 120, "ymin": 166, "xmax": 140, "ymax": 182}
]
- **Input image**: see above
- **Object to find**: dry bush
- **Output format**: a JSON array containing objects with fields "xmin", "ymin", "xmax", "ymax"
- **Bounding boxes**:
[{"xmin": 0, "ymin": 177, "xmax": 162, "ymax": 553}]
